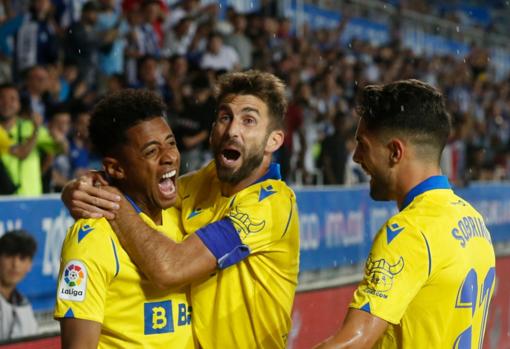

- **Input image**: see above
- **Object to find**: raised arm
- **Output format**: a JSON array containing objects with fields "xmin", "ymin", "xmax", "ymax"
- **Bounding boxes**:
[
  {"xmin": 107, "ymin": 193, "xmax": 217, "ymax": 289},
  {"xmin": 313, "ymin": 308, "xmax": 388, "ymax": 349},
  {"xmin": 60, "ymin": 318, "xmax": 101, "ymax": 349}
]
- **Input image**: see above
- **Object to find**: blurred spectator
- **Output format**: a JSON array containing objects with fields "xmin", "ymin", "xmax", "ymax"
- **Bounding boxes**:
[
  {"xmin": 133, "ymin": 55, "xmax": 170, "ymax": 103},
  {"xmin": 68, "ymin": 110, "xmax": 99, "ymax": 178},
  {"xmin": 0, "ymin": 83, "xmax": 62, "ymax": 195},
  {"xmin": 96, "ymin": 0, "xmax": 128, "ymax": 78},
  {"xmin": 174, "ymin": 73, "xmax": 215, "ymax": 173},
  {"xmin": 53, "ymin": 0, "xmax": 88, "ymax": 29},
  {"xmin": 14, "ymin": 0, "xmax": 59, "ymax": 74},
  {"xmin": 320, "ymin": 112, "xmax": 349, "ymax": 185},
  {"xmin": 124, "ymin": 0, "xmax": 160, "ymax": 85},
  {"xmin": 224, "ymin": 13, "xmax": 253, "ymax": 70},
  {"xmin": 47, "ymin": 106, "xmax": 71, "ymax": 192},
  {"xmin": 19, "ymin": 65, "xmax": 52, "ymax": 121},
  {"xmin": 0, "ymin": 230, "xmax": 38, "ymax": 340},
  {"xmin": 200, "ymin": 32, "xmax": 240, "ymax": 72},
  {"xmin": 161, "ymin": 16, "xmax": 194, "ymax": 58},
  {"xmin": 64, "ymin": 0, "xmax": 100, "ymax": 87}
]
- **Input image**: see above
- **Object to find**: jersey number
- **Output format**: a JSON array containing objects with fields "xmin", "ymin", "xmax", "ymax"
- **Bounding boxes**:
[{"xmin": 452, "ymin": 267, "xmax": 495, "ymax": 349}]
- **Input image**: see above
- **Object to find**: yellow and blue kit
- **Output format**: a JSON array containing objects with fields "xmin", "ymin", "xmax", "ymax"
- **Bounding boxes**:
[
  {"xmin": 54, "ymin": 206, "xmax": 194, "ymax": 349},
  {"xmin": 177, "ymin": 161, "xmax": 300, "ymax": 349},
  {"xmin": 351, "ymin": 175, "xmax": 496, "ymax": 348}
]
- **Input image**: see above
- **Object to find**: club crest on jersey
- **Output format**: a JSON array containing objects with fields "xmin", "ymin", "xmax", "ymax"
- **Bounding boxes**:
[
  {"xmin": 364, "ymin": 255, "xmax": 404, "ymax": 297},
  {"xmin": 228, "ymin": 206, "xmax": 265, "ymax": 239},
  {"xmin": 58, "ymin": 260, "xmax": 87, "ymax": 301}
]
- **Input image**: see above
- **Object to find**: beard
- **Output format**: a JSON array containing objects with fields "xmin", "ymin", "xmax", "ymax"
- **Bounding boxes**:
[
  {"xmin": 213, "ymin": 138, "xmax": 266, "ymax": 184},
  {"xmin": 368, "ymin": 173, "xmax": 391, "ymax": 201}
]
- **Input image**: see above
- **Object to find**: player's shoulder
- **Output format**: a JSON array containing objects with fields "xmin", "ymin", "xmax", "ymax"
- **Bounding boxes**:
[
  {"xmin": 373, "ymin": 209, "xmax": 422, "ymax": 247},
  {"xmin": 177, "ymin": 160, "xmax": 216, "ymax": 195},
  {"xmin": 237, "ymin": 178, "xmax": 294, "ymax": 204},
  {"xmin": 64, "ymin": 217, "xmax": 113, "ymax": 248},
  {"xmin": 178, "ymin": 160, "xmax": 215, "ymax": 185}
]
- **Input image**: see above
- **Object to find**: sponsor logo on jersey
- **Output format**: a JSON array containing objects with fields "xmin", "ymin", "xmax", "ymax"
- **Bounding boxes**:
[{"xmin": 58, "ymin": 260, "xmax": 87, "ymax": 301}]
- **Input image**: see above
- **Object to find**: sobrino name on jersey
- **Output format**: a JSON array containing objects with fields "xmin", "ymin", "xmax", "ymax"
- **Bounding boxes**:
[{"xmin": 451, "ymin": 216, "xmax": 492, "ymax": 248}]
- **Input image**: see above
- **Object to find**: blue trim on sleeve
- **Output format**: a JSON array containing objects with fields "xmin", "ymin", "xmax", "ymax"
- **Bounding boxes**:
[
  {"xmin": 64, "ymin": 308, "xmax": 75, "ymax": 318},
  {"xmin": 401, "ymin": 176, "xmax": 451, "ymax": 210},
  {"xmin": 253, "ymin": 163, "xmax": 281, "ymax": 185},
  {"xmin": 281, "ymin": 197, "xmax": 293, "ymax": 238},
  {"xmin": 421, "ymin": 232, "xmax": 432, "ymax": 277},
  {"xmin": 360, "ymin": 302, "xmax": 371, "ymax": 313},
  {"xmin": 196, "ymin": 218, "xmax": 251, "ymax": 269},
  {"xmin": 124, "ymin": 194, "xmax": 142, "ymax": 214},
  {"xmin": 110, "ymin": 238, "xmax": 120, "ymax": 277}
]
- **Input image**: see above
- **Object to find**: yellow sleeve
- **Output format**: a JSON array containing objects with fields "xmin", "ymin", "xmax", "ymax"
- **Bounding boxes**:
[
  {"xmin": 350, "ymin": 216, "xmax": 429, "ymax": 324},
  {"xmin": 0, "ymin": 127, "xmax": 13, "ymax": 154},
  {"xmin": 227, "ymin": 181, "xmax": 296, "ymax": 253},
  {"xmin": 54, "ymin": 219, "xmax": 117, "ymax": 324}
]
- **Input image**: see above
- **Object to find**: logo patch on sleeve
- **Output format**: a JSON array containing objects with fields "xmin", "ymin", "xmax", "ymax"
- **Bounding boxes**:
[
  {"xmin": 364, "ymin": 254, "xmax": 404, "ymax": 298},
  {"xmin": 58, "ymin": 260, "xmax": 87, "ymax": 301}
]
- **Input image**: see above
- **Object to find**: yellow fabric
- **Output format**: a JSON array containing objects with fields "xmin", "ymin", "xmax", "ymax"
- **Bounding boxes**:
[
  {"xmin": 0, "ymin": 119, "xmax": 58, "ymax": 195},
  {"xmin": 177, "ymin": 161, "xmax": 300, "ymax": 349},
  {"xmin": 350, "ymin": 188, "xmax": 496, "ymax": 348},
  {"xmin": 0, "ymin": 127, "xmax": 13, "ymax": 154},
  {"xmin": 54, "ymin": 207, "xmax": 195, "ymax": 349}
]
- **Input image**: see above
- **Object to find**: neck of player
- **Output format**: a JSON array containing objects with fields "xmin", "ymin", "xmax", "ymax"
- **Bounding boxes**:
[
  {"xmin": 395, "ymin": 160, "xmax": 443, "ymax": 210},
  {"xmin": 119, "ymin": 185, "xmax": 163, "ymax": 225}
]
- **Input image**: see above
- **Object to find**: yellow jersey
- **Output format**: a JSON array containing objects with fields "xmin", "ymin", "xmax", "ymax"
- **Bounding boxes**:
[
  {"xmin": 177, "ymin": 161, "xmax": 300, "ymax": 349},
  {"xmin": 351, "ymin": 176, "xmax": 496, "ymax": 348},
  {"xmin": 54, "ymin": 207, "xmax": 195, "ymax": 349}
]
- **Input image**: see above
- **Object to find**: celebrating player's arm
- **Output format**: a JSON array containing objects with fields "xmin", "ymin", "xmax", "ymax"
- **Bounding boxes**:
[
  {"xmin": 313, "ymin": 216, "xmax": 430, "ymax": 348},
  {"xmin": 63, "ymin": 176, "xmax": 218, "ymax": 289},
  {"xmin": 313, "ymin": 309, "xmax": 387, "ymax": 349},
  {"xmin": 62, "ymin": 171, "xmax": 289, "ymax": 290},
  {"xmin": 106, "ymin": 187, "xmax": 218, "ymax": 289},
  {"xmin": 60, "ymin": 319, "xmax": 101, "ymax": 349}
]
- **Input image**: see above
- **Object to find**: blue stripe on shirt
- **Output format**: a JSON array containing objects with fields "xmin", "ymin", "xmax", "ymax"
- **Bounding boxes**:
[{"xmin": 196, "ymin": 218, "xmax": 251, "ymax": 269}]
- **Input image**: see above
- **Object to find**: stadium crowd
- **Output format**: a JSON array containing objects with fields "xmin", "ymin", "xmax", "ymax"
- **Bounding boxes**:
[{"xmin": 0, "ymin": 0, "xmax": 509, "ymax": 196}]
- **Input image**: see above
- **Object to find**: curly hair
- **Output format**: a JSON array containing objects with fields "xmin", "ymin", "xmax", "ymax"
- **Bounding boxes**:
[{"xmin": 89, "ymin": 89, "xmax": 167, "ymax": 157}]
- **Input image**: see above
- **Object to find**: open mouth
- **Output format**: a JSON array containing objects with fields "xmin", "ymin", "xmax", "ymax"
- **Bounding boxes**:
[
  {"xmin": 220, "ymin": 148, "xmax": 241, "ymax": 166},
  {"xmin": 158, "ymin": 169, "xmax": 177, "ymax": 197}
]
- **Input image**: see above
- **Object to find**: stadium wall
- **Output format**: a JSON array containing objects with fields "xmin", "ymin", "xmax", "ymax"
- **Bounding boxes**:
[{"xmin": 0, "ymin": 182, "xmax": 509, "ymax": 347}]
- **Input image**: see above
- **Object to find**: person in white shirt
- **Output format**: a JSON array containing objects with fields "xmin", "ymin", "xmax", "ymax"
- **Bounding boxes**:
[
  {"xmin": 200, "ymin": 32, "xmax": 240, "ymax": 72},
  {"xmin": 0, "ymin": 230, "xmax": 38, "ymax": 340}
]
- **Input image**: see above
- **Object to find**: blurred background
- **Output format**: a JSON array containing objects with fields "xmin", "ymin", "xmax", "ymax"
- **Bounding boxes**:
[{"xmin": 0, "ymin": 0, "xmax": 509, "ymax": 348}]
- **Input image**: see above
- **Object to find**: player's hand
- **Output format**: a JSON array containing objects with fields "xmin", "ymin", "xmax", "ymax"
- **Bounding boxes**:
[{"xmin": 61, "ymin": 171, "xmax": 121, "ymax": 220}]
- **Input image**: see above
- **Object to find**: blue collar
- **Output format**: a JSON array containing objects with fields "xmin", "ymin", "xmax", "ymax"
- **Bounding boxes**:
[
  {"xmin": 124, "ymin": 194, "xmax": 142, "ymax": 214},
  {"xmin": 401, "ymin": 175, "xmax": 451, "ymax": 210},
  {"xmin": 253, "ymin": 162, "xmax": 282, "ymax": 185}
]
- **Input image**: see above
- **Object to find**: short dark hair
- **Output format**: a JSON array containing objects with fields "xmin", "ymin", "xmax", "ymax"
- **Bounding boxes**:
[
  {"xmin": 215, "ymin": 70, "xmax": 287, "ymax": 130},
  {"xmin": 357, "ymin": 79, "xmax": 451, "ymax": 162},
  {"xmin": 89, "ymin": 89, "xmax": 167, "ymax": 157},
  {"xmin": 0, "ymin": 230, "xmax": 37, "ymax": 259},
  {"xmin": 0, "ymin": 83, "xmax": 18, "ymax": 94}
]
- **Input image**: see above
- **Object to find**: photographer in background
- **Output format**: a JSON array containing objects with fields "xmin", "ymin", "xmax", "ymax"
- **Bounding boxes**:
[{"xmin": 0, "ymin": 230, "xmax": 38, "ymax": 340}]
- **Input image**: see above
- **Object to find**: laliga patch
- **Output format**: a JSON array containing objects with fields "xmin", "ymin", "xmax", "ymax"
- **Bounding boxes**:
[{"xmin": 58, "ymin": 260, "xmax": 87, "ymax": 301}]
